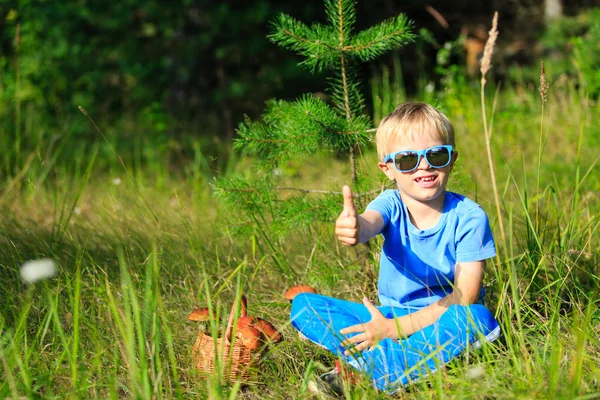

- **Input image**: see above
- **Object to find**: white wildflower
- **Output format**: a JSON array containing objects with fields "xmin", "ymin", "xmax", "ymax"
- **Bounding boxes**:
[
  {"xmin": 73, "ymin": 207, "xmax": 81, "ymax": 215},
  {"xmin": 20, "ymin": 258, "xmax": 57, "ymax": 284},
  {"xmin": 113, "ymin": 178, "xmax": 121, "ymax": 185}
]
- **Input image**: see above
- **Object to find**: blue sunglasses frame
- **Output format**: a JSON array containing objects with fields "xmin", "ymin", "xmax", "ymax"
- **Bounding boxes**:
[{"xmin": 383, "ymin": 145, "xmax": 454, "ymax": 172}]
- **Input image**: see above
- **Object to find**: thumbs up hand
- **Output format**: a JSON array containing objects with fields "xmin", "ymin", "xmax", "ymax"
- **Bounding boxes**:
[{"xmin": 335, "ymin": 185, "xmax": 360, "ymax": 246}]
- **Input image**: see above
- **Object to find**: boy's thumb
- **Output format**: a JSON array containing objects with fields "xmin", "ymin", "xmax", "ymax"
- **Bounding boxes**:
[{"xmin": 342, "ymin": 185, "xmax": 357, "ymax": 216}]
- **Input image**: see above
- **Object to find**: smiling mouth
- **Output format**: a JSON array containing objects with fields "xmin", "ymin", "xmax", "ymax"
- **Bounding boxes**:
[{"xmin": 415, "ymin": 176, "xmax": 437, "ymax": 183}]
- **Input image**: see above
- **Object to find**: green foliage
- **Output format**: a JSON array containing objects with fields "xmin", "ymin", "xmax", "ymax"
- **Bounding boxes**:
[
  {"xmin": 571, "ymin": 9, "xmax": 600, "ymax": 97},
  {"xmin": 0, "ymin": 0, "xmax": 330, "ymax": 176},
  {"xmin": 541, "ymin": 8, "xmax": 600, "ymax": 98},
  {"xmin": 216, "ymin": 0, "xmax": 414, "ymax": 249}
]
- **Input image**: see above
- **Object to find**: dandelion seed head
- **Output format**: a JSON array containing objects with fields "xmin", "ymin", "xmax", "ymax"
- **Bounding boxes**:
[{"xmin": 20, "ymin": 258, "xmax": 57, "ymax": 284}]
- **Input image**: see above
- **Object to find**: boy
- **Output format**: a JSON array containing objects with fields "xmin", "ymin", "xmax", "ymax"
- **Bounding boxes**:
[{"xmin": 290, "ymin": 102, "xmax": 500, "ymax": 395}]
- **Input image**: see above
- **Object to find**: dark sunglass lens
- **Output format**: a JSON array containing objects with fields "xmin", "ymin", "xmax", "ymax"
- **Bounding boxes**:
[
  {"xmin": 426, "ymin": 147, "xmax": 451, "ymax": 167},
  {"xmin": 395, "ymin": 152, "xmax": 419, "ymax": 171}
]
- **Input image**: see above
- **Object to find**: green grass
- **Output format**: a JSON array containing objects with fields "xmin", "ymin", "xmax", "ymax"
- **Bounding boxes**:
[{"xmin": 0, "ymin": 73, "xmax": 599, "ymax": 399}]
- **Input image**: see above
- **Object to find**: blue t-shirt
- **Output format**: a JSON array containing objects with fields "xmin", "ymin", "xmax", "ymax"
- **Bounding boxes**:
[{"xmin": 366, "ymin": 190, "xmax": 496, "ymax": 309}]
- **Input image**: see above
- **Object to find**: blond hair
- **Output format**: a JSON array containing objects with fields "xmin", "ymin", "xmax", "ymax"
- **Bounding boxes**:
[{"xmin": 375, "ymin": 102, "xmax": 455, "ymax": 161}]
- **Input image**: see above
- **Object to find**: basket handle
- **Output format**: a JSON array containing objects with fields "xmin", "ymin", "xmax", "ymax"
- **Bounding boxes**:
[{"xmin": 225, "ymin": 294, "xmax": 247, "ymax": 341}]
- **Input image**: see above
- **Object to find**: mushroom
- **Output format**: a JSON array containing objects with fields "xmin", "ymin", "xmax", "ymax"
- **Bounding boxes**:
[
  {"xmin": 284, "ymin": 285, "xmax": 317, "ymax": 302},
  {"xmin": 253, "ymin": 318, "xmax": 283, "ymax": 343},
  {"xmin": 188, "ymin": 307, "xmax": 210, "ymax": 321},
  {"xmin": 236, "ymin": 315, "xmax": 255, "ymax": 330},
  {"xmin": 236, "ymin": 326, "xmax": 261, "ymax": 350}
]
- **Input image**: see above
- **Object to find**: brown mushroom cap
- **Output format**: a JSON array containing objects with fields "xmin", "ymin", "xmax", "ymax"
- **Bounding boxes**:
[
  {"xmin": 188, "ymin": 307, "xmax": 210, "ymax": 321},
  {"xmin": 284, "ymin": 285, "xmax": 317, "ymax": 301},
  {"xmin": 253, "ymin": 318, "xmax": 283, "ymax": 342},
  {"xmin": 236, "ymin": 316, "xmax": 255, "ymax": 330},
  {"xmin": 236, "ymin": 326, "xmax": 261, "ymax": 350}
]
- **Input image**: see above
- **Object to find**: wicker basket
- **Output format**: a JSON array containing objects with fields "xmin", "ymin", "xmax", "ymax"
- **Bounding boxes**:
[{"xmin": 192, "ymin": 296, "xmax": 260, "ymax": 382}]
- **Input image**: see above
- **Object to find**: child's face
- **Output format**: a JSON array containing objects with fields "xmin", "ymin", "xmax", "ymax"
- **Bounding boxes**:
[{"xmin": 378, "ymin": 131, "xmax": 458, "ymax": 206}]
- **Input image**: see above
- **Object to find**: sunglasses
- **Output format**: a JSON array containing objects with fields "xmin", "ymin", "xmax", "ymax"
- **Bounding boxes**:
[{"xmin": 383, "ymin": 145, "xmax": 454, "ymax": 172}]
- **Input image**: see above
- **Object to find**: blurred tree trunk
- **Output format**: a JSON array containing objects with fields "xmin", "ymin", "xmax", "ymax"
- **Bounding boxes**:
[{"xmin": 544, "ymin": 0, "xmax": 563, "ymax": 23}]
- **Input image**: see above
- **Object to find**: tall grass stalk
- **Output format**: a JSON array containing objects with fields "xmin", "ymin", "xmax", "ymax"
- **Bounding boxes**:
[
  {"xmin": 479, "ymin": 12, "xmax": 506, "ymax": 248},
  {"xmin": 69, "ymin": 249, "xmax": 83, "ymax": 391},
  {"xmin": 478, "ymin": 13, "xmax": 520, "ymax": 349},
  {"xmin": 535, "ymin": 61, "xmax": 549, "ymax": 235},
  {"xmin": 478, "ymin": 12, "xmax": 559, "ymax": 387}
]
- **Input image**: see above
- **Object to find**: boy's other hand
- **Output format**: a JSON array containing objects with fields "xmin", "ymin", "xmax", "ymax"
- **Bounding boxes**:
[
  {"xmin": 339, "ymin": 297, "xmax": 390, "ymax": 355},
  {"xmin": 335, "ymin": 185, "xmax": 360, "ymax": 246}
]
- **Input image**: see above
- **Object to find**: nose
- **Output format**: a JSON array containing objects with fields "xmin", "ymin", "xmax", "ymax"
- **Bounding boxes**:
[{"xmin": 415, "ymin": 154, "xmax": 431, "ymax": 170}]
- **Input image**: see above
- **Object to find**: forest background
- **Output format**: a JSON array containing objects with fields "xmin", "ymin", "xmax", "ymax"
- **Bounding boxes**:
[
  {"xmin": 0, "ymin": 0, "xmax": 597, "ymax": 164},
  {"xmin": 0, "ymin": 0, "xmax": 599, "ymax": 398}
]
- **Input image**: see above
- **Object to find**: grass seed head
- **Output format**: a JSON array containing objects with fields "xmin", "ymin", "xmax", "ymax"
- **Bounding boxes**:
[
  {"xmin": 539, "ymin": 60, "xmax": 549, "ymax": 103},
  {"xmin": 480, "ymin": 12, "xmax": 499, "ymax": 83}
]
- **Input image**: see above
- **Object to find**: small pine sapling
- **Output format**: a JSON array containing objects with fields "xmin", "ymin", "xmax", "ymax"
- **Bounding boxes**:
[{"xmin": 213, "ymin": 0, "xmax": 415, "ymax": 276}]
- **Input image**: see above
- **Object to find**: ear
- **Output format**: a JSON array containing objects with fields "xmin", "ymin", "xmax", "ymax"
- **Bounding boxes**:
[
  {"xmin": 378, "ymin": 161, "xmax": 396, "ymax": 181},
  {"xmin": 449, "ymin": 150, "xmax": 459, "ymax": 171}
]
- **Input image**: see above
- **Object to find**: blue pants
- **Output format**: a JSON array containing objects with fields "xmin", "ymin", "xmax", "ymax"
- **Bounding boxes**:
[{"xmin": 290, "ymin": 293, "xmax": 499, "ymax": 392}]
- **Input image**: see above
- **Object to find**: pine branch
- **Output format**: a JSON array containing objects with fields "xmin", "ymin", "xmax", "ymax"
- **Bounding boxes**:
[
  {"xmin": 235, "ymin": 96, "xmax": 370, "ymax": 168},
  {"xmin": 329, "ymin": 63, "xmax": 365, "ymax": 117},
  {"xmin": 212, "ymin": 175, "xmax": 290, "ymax": 223},
  {"xmin": 329, "ymin": 0, "xmax": 361, "ymax": 183},
  {"xmin": 277, "ymin": 195, "xmax": 339, "ymax": 227},
  {"xmin": 325, "ymin": 0, "xmax": 356, "ymax": 42},
  {"xmin": 268, "ymin": 14, "xmax": 339, "ymax": 72},
  {"xmin": 346, "ymin": 15, "xmax": 416, "ymax": 62}
]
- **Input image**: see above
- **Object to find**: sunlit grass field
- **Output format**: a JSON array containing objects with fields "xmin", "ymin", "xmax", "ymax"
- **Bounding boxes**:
[{"xmin": 0, "ymin": 73, "xmax": 599, "ymax": 399}]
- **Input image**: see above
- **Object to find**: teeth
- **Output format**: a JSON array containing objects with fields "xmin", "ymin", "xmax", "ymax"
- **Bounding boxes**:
[{"xmin": 417, "ymin": 176, "xmax": 435, "ymax": 182}]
